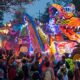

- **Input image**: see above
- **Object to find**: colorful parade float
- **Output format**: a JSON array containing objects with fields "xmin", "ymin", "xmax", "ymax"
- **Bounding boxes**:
[
  {"xmin": 0, "ymin": 3, "xmax": 80, "ymax": 61},
  {"xmin": 0, "ymin": 12, "xmax": 45, "ymax": 56},
  {"xmin": 45, "ymin": 3, "xmax": 80, "ymax": 61}
]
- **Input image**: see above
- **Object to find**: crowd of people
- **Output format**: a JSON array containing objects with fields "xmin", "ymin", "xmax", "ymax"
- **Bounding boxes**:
[{"xmin": 0, "ymin": 48, "xmax": 80, "ymax": 80}]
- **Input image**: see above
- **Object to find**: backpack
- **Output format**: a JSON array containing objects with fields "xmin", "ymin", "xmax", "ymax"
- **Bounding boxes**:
[
  {"xmin": 44, "ymin": 69, "xmax": 53, "ymax": 80},
  {"xmin": 31, "ymin": 71, "xmax": 41, "ymax": 80}
]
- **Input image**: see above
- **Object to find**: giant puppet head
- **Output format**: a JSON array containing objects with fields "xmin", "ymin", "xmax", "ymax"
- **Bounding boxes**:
[
  {"xmin": 49, "ymin": 4, "xmax": 74, "ymax": 19},
  {"xmin": 48, "ymin": 4, "xmax": 80, "ymax": 43}
]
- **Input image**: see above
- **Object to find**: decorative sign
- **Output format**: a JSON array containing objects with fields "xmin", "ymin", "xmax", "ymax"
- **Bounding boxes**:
[{"xmin": 0, "ymin": 29, "xmax": 9, "ymax": 34}]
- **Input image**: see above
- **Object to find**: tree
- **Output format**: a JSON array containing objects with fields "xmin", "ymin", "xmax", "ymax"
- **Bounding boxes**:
[
  {"xmin": 72, "ymin": 0, "xmax": 80, "ymax": 17},
  {"xmin": 14, "ymin": 6, "xmax": 26, "ymax": 24},
  {"xmin": 0, "ymin": 11, "xmax": 3, "ymax": 20},
  {"xmin": 53, "ymin": 0, "xmax": 72, "ymax": 6},
  {"xmin": 40, "ymin": 3, "xmax": 50, "ymax": 23},
  {"xmin": 0, "ymin": 0, "xmax": 37, "ymax": 25},
  {"xmin": 0, "ymin": 0, "xmax": 37, "ymax": 13},
  {"xmin": 0, "ymin": 0, "xmax": 5, "ymax": 27},
  {"xmin": 0, "ymin": 10, "xmax": 3, "ymax": 27},
  {"xmin": 0, "ymin": 0, "xmax": 36, "ymax": 5},
  {"xmin": 40, "ymin": 9, "xmax": 49, "ymax": 23},
  {"xmin": 72, "ymin": 0, "xmax": 80, "ymax": 11}
]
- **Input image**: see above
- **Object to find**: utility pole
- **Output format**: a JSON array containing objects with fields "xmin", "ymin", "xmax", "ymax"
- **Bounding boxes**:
[
  {"xmin": 39, "ymin": 10, "xmax": 40, "ymax": 21},
  {"xmin": 37, "ymin": 10, "xmax": 43, "ymax": 21}
]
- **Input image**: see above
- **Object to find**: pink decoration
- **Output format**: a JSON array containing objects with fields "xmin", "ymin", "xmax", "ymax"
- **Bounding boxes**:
[{"xmin": 28, "ymin": 23, "xmax": 41, "ymax": 51}]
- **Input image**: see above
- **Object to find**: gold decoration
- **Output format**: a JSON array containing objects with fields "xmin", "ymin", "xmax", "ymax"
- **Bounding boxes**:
[{"xmin": 37, "ymin": 27, "xmax": 48, "ymax": 44}]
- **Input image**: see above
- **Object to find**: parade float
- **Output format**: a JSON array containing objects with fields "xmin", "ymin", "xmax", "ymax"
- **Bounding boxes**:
[
  {"xmin": 47, "ymin": 3, "xmax": 80, "ymax": 61},
  {"xmin": 0, "ymin": 3, "xmax": 80, "ymax": 61},
  {"xmin": 0, "ymin": 13, "xmax": 45, "ymax": 56}
]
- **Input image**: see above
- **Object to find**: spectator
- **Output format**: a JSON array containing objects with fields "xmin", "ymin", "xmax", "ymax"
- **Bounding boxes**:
[
  {"xmin": 57, "ymin": 64, "xmax": 68, "ymax": 80},
  {"xmin": 22, "ymin": 58, "xmax": 29, "ymax": 80},
  {"xmin": 74, "ymin": 61, "xmax": 80, "ymax": 80},
  {"xmin": 68, "ymin": 70, "xmax": 74, "ymax": 80},
  {"xmin": 43, "ymin": 61, "xmax": 55, "ymax": 80},
  {"xmin": 30, "ymin": 62, "xmax": 41, "ymax": 80}
]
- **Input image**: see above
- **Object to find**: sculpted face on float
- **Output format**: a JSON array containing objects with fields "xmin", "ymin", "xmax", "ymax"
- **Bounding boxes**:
[{"xmin": 48, "ymin": 18, "xmax": 57, "ymax": 35}]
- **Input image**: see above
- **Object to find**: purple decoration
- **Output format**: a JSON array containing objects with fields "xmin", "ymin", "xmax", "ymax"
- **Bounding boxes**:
[{"xmin": 9, "ymin": 28, "xmax": 17, "ymax": 35}]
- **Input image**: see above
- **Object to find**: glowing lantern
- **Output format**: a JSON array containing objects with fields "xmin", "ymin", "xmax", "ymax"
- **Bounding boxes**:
[{"xmin": 7, "ymin": 23, "xmax": 12, "ymax": 27}]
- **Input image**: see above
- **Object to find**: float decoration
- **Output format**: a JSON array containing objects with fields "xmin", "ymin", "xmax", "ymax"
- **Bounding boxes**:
[
  {"xmin": 37, "ymin": 27, "xmax": 48, "ymax": 44},
  {"xmin": 49, "ymin": 3, "xmax": 80, "ymax": 43}
]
